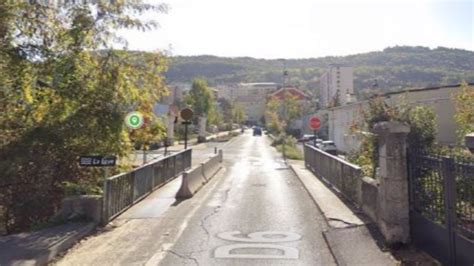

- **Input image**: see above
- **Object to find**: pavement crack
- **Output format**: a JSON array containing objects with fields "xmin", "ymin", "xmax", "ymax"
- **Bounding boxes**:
[
  {"xmin": 327, "ymin": 217, "xmax": 360, "ymax": 228},
  {"xmin": 198, "ymin": 185, "xmax": 233, "ymax": 245},
  {"xmin": 165, "ymin": 249, "xmax": 199, "ymax": 266}
]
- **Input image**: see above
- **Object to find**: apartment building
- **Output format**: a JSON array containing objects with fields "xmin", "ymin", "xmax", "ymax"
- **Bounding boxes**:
[{"xmin": 319, "ymin": 65, "xmax": 354, "ymax": 108}]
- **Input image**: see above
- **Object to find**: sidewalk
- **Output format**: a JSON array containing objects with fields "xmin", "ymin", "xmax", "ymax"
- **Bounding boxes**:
[
  {"xmin": 288, "ymin": 160, "xmax": 398, "ymax": 265},
  {"xmin": 0, "ymin": 222, "xmax": 95, "ymax": 266}
]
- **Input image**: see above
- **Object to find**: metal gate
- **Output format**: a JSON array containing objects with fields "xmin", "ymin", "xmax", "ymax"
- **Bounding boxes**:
[{"xmin": 408, "ymin": 150, "xmax": 474, "ymax": 265}]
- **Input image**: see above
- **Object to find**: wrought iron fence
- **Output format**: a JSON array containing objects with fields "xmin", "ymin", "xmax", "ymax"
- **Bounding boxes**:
[
  {"xmin": 103, "ymin": 149, "xmax": 192, "ymax": 223},
  {"xmin": 304, "ymin": 144, "xmax": 362, "ymax": 204},
  {"xmin": 408, "ymin": 149, "xmax": 474, "ymax": 265}
]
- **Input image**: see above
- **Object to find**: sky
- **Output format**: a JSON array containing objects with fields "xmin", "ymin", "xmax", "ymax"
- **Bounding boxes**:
[{"xmin": 118, "ymin": 0, "xmax": 474, "ymax": 59}]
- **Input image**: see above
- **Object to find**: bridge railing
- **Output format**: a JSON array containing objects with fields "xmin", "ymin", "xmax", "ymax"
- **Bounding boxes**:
[
  {"xmin": 304, "ymin": 144, "xmax": 362, "ymax": 204},
  {"xmin": 102, "ymin": 149, "xmax": 192, "ymax": 223}
]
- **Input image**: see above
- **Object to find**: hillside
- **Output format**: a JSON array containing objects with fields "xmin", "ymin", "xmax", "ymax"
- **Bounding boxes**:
[{"xmin": 164, "ymin": 46, "xmax": 474, "ymax": 97}]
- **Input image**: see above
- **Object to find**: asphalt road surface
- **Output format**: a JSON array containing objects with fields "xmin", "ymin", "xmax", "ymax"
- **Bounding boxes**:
[{"xmin": 55, "ymin": 132, "xmax": 335, "ymax": 266}]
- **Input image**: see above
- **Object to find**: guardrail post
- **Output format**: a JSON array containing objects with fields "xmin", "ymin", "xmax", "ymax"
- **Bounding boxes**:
[
  {"xmin": 442, "ymin": 157, "xmax": 456, "ymax": 266},
  {"xmin": 101, "ymin": 179, "xmax": 110, "ymax": 225},
  {"xmin": 218, "ymin": 149, "xmax": 223, "ymax": 163}
]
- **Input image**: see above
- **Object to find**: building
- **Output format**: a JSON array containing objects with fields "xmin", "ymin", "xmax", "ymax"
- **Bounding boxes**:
[
  {"xmin": 216, "ymin": 82, "xmax": 279, "ymax": 124},
  {"xmin": 318, "ymin": 83, "xmax": 473, "ymax": 153},
  {"xmin": 319, "ymin": 65, "xmax": 354, "ymax": 108}
]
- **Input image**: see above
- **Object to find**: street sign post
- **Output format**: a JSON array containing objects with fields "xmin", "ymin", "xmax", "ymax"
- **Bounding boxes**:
[
  {"xmin": 309, "ymin": 116, "xmax": 321, "ymax": 146},
  {"xmin": 180, "ymin": 108, "xmax": 194, "ymax": 149}
]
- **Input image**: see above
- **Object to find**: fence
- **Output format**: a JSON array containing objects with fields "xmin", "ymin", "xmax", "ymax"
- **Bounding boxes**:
[
  {"xmin": 304, "ymin": 144, "xmax": 362, "ymax": 204},
  {"xmin": 102, "ymin": 149, "xmax": 192, "ymax": 223},
  {"xmin": 408, "ymin": 150, "xmax": 474, "ymax": 265}
]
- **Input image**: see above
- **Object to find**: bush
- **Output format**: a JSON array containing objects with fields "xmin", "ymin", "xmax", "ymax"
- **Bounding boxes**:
[{"xmin": 275, "ymin": 144, "xmax": 303, "ymax": 160}]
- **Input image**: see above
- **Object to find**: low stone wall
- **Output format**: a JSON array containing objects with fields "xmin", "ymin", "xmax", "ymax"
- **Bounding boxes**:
[
  {"xmin": 360, "ymin": 176, "xmax": 379, "ymax": 223},
  {"xmin": 57, "ymin": 195, "xmax": 103, "ymax": 224}
]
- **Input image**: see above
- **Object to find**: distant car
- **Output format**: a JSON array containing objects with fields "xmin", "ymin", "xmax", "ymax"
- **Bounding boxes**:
[
  {"xmin": 298, "ymin": 134, "xmax": 317, "ymax": 142},
  {"xmin": 253, "ymin": 127, "xmax": 262, "ymax": 136}
]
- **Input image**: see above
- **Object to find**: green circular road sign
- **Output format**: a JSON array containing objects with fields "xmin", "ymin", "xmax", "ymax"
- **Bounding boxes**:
[{"xmin": 125, "ymin": 111, "xmax": 144, "ymax": 129}]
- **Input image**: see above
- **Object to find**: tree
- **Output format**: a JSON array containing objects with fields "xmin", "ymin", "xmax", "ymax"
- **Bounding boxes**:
[
  {"xmin": 453, "ymin": 81, "xmax": 474, "ymax": 143},
  {"xmin": 0, "ymin": 1, "xmax": 168, "ymax": 233},
  {"xmin": 186, "ymin": 78, "xmax": 214, "ymax": 119},
  {"xmin": 218, "ymin": 97, "xmax": 234, "ymax": 124},
  {"xmin": 265, "ymin": 96, "xmax": 284, "ymax": 134},
  {"xmin": 232, "ymin": 104, "xmax": 246, "ymax": 125}
]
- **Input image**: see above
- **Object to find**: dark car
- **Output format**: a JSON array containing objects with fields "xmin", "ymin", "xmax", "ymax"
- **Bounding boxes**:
[{"xmin": 253, "ymin": 127, "xmax": 262, "ymax": 136}]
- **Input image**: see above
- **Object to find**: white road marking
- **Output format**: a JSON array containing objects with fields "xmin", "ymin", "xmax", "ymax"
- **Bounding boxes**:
[
  {"xmin": 214, "ymin": 231, "xmax": 301, "ymax": 260},
  {"xmin": 214, "ymin": 244, "xmax": 299, "ymax": 259},
  {"xmin": 217, "ymin": 231, "xmax": 301, "ymax": 243}
]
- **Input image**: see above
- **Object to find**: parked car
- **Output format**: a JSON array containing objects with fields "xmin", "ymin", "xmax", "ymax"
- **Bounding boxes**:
[
  {"xmin": 320, "ymin": 140, "xmax": 337, "ymax": 155},
  {"xmin": 307, "ymin": 138, "xmax": 323, "ymax": 147},
  {"xmin": 298, "ymin": 134, "xmax": 317, "ymax": 142},
  {"xmin": 253, "ymin": 127, "xmax": 262, "ymax": 136}
]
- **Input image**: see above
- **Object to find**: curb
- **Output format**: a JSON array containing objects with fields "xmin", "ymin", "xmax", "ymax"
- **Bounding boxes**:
[{"xmin": 288, "ymin": 162, "xmax": 398, "ymax": 265}]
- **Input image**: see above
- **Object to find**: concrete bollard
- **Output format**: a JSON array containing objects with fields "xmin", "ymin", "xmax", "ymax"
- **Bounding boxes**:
[
  {"xmin": 176, "ymin": 151, "xmax": 224, "ymax": 199},
  {"xmin": 176, "ymin": 172, "xmax": 194, "ymax": 198}
]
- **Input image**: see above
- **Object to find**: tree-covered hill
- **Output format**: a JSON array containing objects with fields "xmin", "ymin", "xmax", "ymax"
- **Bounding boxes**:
[{"xmin": 163, "ymin": 46, "xmax": 474, "ymax": 97}]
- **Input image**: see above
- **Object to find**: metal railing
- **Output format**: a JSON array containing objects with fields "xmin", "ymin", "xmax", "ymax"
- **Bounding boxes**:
[
  {"xmin": 304, "ymin": 144, "xmax": 362, "ymax": 204},
  {"xmin": 408, "ymin": 149, "xmax": 474, "ymax": 265},
  {"xmin": 103, "ymin": 149, "xmax": 192, "ymax": 223}
]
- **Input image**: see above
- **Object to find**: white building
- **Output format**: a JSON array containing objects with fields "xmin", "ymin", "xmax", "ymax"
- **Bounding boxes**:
[
  {"xmin": 318, "ymin": 83, "xmax": 471, "ymax": 154},
  {"xmin": 319, "ymin": 65, "xmax": 354, "ymax": 108},
  {"xmin": 216, "ymin": 82, "xmax": 279, "ymax": 124}
]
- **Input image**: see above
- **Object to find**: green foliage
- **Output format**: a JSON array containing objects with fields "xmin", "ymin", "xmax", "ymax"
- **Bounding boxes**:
[
  {"xmin": 232, "ymin": 104, "xmax": 246, "ymax": 125},
  {"xmin": 349, "ymin": 96, "xmax": 437, "ymax": 177},
  {"xmin": 165, "ymin": 46, "xmax": 474, "ymax": 95},
  {"xmin": 186, "ymin": 78, "xmax": 214, "ymax": 118},
  {"xmin": 265, "ymin": 96, "xmax": 284, "ymax": 134},
  {"xmin": 0, "ymin": 2, "xmax": 167, "ymax": 233},
  {"xmin": 453, "ymin": 82, "xmax": 474, "ymax": 142},
  {"xmin": 274, "ymin": 136, "xmax": 303, "ymax": 160}
]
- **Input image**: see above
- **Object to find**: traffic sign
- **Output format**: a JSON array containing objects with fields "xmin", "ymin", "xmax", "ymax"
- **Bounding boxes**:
[
  {"xmin": 180, "ymin": 108, "xmax": 194, "ymax": 121},
  {"xmin": 125, "ymin": 111, "xmax": 144, "ymax": 129},
  {"xmin": 79, "ymin": 156, "xmax": 116, "ymax": 167},
  {"xmin": 309, "ymin": 116, "xmax": 321, "ymax": 130}
]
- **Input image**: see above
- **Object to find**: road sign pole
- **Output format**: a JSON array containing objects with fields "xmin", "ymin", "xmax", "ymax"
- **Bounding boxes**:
[
  {"xmin": 314, "ymin": 130, "xmax": 317, "ymax": 146},
  {"xmin": 184, "ymin": 121, "xmax": 188, "ymax": 149}
]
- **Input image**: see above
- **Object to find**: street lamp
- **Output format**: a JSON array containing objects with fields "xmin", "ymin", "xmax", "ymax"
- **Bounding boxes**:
[{"xmin": 281, "ymin": 59, "xmax": 288, "ymax": 162}]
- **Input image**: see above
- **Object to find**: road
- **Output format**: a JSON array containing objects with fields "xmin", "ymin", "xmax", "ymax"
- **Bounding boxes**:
[{"xmin": 55, "ymin": 132, "xmax": 335, "ymax": 265}]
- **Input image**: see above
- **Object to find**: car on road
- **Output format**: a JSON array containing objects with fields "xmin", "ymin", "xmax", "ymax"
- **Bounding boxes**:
[
  {"xmin": 306, "ymin": 138, "xmax": 323, "ymax": 147},
  {"xmin": 253, "ymin": 127, "xmax": 262, "ymax": 136}
]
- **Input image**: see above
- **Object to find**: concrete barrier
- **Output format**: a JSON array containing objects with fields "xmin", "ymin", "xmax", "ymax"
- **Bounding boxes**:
[{"xmin": 176, "ymin": 150, "xmax": 223, "ymax": 198}]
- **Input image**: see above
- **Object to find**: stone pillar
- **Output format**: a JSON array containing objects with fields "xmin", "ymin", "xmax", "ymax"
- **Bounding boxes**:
[
  {"xmin": 372, "ymin": 121, "xmax": 410, "ymax": 245},
  {"xmin": 197, "ymin": 116, "xmax": 207, "ymax": 143}
]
